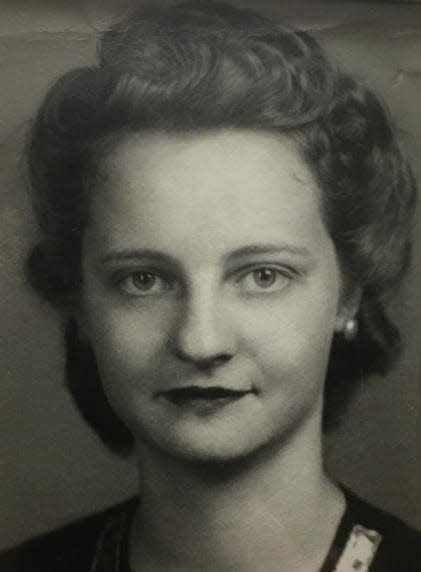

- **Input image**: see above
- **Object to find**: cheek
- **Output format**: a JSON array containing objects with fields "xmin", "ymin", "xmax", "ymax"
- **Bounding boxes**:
[
  {"xmin": 239, "ymin": 299, "xmax": 338, "ymax": 432},
  {"xmin": 240, "ymin": 290, "xmax": 339, "ymax": 384},
  {"xmin": 83, "ymin": 303, "xmax": 173, "ymax": 388}
]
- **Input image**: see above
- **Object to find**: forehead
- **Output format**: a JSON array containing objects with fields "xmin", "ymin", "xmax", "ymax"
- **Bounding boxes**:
[{"xmin": 88, "ymin": 129, "xmax": 328, "ymax": 257}]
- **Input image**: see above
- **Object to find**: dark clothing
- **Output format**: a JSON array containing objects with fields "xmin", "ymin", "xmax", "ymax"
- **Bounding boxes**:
[{"xmin": 1, "ymin": 489, "xmax": 421, "ymax": 571}]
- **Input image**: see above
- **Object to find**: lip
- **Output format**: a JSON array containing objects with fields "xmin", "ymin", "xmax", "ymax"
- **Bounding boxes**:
[{"xmin": 157, "ymin": 385, "xmax": 256, "ymax": 412}]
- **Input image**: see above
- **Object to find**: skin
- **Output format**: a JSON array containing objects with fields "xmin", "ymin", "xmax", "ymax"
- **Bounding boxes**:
[{"xmin": 78, "ymin": 129, "xmax": 357, "ymax": 571}]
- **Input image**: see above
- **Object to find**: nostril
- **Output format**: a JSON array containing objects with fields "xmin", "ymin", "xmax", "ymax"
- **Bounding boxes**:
[
  {"xmin": 196, "ymin": 353, "xmax": 232, "ymax": 370},
  {"xmin": 174, "ymin": 350, "xmax": 233, "ymax": 370}
]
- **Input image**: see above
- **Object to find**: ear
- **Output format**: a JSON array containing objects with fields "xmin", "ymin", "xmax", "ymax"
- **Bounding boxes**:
[{"xmin": 334, "ymin": 286, "xmax": 362, "ymax": 334}]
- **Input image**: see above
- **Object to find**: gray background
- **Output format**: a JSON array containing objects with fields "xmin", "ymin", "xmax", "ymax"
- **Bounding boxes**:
[{"xmin": 1, "ymin": 0, "xmax": 420, "ymax": 551}]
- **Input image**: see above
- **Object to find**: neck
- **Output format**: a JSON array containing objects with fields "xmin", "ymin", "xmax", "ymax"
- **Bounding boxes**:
[{"xmin": 129, "ymin": 408, "xmax": 344, "ymax": 572}]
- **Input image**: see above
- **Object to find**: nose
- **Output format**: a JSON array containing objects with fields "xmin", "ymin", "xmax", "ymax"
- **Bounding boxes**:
[{"xmin": 169, "ymin": 291, "xmax": 236, "ymax": 369}]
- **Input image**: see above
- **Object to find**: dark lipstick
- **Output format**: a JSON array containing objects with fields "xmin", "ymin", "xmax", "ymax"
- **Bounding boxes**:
[{"xmin": 159, "ymin": 386, "xmax": 253, "ymax": 411}]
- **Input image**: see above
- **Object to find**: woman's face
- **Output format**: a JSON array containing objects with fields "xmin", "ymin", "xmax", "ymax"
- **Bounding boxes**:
[{"xmin": 79, "ymin": 129, "xmax": 347, "ymax": 462}]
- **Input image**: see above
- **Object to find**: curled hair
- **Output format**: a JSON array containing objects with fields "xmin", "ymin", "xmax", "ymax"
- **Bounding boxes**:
[{"xmin": 26, "ymin": 1, "xmax": 417, "ymax": 453}]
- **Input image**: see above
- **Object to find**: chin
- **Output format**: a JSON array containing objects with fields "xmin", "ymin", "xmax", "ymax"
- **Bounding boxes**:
[
  {"xmin": 134, "ymin": 419, "xmax": 295, "ymax": 470},
  {"xmin": 125, "ymin": 392, "xmax": 321, "ymax": 468}
]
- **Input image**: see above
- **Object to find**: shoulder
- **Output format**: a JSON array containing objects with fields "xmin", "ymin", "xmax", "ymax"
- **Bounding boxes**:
[
  {"xmin": 0, "ymin": 497, "xmax": 137, "ymax": 572},
  {"xmin": 343, "ymin": 488, "xmax": 421, "ymax": 571}
]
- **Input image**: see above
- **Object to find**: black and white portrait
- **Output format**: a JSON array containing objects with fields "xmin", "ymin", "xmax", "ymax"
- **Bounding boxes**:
[{"xmin": 1, "ymin": 1, "xmax": 420, "ymax": 571}]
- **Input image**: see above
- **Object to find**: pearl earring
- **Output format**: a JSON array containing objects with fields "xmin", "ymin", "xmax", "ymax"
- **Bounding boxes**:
[{"xmin": 343, "ymin": 318, "xmax": 358, "ymax": 341}]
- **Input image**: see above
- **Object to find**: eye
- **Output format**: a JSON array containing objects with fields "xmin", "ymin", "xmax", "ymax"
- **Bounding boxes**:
[
  {"xmin": 118, "ymin": 271, "xmax": 172, "ymax": 297},
  {"xmin": 237, "ymin": 267, "xmax": 293, "ymax": 294}
]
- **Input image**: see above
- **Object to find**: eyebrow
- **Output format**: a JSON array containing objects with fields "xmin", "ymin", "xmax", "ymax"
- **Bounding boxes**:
[
  {"xmin": 100, "ymin": 249, "xmax": 180, "ymax": 268},
  {"xmin": 100, "ymin": 244, "xmax": 313, "ymax": 266},
  {"xmin": 224, "ymin": 244, "xmax": 312, "ymax": 262}
]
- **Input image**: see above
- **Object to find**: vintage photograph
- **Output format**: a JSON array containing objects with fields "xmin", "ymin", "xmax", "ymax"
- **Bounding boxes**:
[{"xmin": 1, "ymin": 1, "xmax": 420, "ymax": 570}]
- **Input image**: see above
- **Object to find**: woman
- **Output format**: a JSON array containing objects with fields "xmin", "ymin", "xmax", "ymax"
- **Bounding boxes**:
[{"xmin": 1, "ymin": 1, "xmax": 420, "ymax": 570}]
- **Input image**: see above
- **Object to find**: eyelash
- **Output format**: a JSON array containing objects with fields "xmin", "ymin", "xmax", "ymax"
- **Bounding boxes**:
[
  {"xmin": 113, "ymin": 265, "xmax": 297, "ymax": 298},
  {"xmin": 115, "ymin": 269, "xmax": 174, "ymax": 297},
  {"xmin": 235, "ymin": 265, "xmax": 296, "ymax": 294}
]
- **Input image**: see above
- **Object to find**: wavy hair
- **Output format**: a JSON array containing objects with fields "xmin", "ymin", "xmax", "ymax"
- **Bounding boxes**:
[{"xmin": 26, "ymin": 1, "xmax": 417, "ymax": 453}]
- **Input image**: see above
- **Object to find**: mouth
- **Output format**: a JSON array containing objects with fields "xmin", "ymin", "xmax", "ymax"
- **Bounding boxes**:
[{"xmin": 157, "ymin": 386, "xmax": 255, "ymax": 409}]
